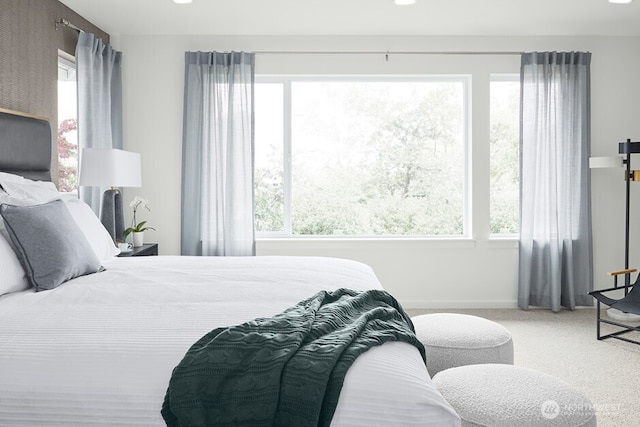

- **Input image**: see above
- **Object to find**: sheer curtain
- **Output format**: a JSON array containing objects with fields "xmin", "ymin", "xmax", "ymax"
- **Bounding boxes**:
[
  {"xmin": 519, "ymin": 51, "xmax": 593, "ymax": 312},
  {"xmin": 75, "ymin": 32, "xmax": 123, "ymax": 214},
  {"xmin": 181, "ymin": 51, "xmax": 256, "ymax": 256}
]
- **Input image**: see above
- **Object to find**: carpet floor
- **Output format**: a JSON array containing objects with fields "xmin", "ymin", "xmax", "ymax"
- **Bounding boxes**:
[{"xmin": 406, "ymin": 308, "xmax": 640, "ymax": 427}]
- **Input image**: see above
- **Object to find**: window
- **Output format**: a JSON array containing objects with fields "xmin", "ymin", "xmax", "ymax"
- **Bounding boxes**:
[
  {"xmin": 255, "ymin": 83, "xmax": 286, "ymax": 233},
  {"xmin": 255, "ymin": 76, "xmax": 469, "ymax": 237},
  {"xmin": 489, "ymin": 75, "xmax": 520, "ymax": 236},
  {"xmin": 57, "ymin": 53, "xmax": 78, "ymax": 193}
]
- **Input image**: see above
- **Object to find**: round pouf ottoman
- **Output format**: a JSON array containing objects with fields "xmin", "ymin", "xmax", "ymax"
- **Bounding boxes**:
[
  {"xmin": 412, "ymin": 313, "xmax": 513, "ymax": 376},
  {"xmin": 433, "ymin": 364, "xmax": 597, "ymax": 427}
]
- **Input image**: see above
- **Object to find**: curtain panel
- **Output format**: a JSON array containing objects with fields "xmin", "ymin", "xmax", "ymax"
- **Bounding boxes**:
[
  {"xmin": 181, "ymin": 51, "xmax": 256, "ymax": 256},
  {"xmin": 519, "ymin": 51, "xmax": 593, "ymax": 312},
  {"xmin": 76, "ymin": 32, "xmax": 123, "ymax": 214}
]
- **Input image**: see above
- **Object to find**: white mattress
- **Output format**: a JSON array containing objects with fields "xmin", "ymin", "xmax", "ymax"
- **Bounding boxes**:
[{"xmin": 0, "ymin": 255, "xmax": 459, "ymax": 426}]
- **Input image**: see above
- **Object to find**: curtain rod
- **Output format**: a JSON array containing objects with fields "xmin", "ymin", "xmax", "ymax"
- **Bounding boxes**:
[
  {"xmin": 55, "ymin": 18, "xmax": 82, "ymax": 32},
  {"xmin": 253, "ymin": 50, "xmax": 523, "ymax": 57}
]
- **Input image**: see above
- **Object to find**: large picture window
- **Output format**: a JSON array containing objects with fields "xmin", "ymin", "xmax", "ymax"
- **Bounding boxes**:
[{"xmin": 255, "ymin": 76, "xmax": 470, "ymax": 237}]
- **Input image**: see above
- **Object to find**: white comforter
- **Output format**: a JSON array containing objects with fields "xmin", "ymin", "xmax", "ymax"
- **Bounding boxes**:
[{"xmin": 0, "ymin": 256, "xmax": 459, "ymax": 426}]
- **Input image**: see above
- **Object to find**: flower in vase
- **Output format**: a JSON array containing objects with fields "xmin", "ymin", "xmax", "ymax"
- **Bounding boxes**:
[{"xmin": 124, "ymin": 196, "xmax": 156, "ymax": 238}]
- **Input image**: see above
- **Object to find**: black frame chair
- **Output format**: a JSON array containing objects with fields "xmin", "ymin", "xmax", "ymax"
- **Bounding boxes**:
[{"xmin": 589, "ymin": 268, "xmax": 640, "ymax": 345}]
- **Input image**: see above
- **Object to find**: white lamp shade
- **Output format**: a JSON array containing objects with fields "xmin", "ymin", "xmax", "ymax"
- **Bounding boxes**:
[
  {"xmin": 79, "ymin": 148, "xmax": 142, "ymax": 188},
  {"xmin": 589, "ymin": 156, "xmax": 623, "ymax": 169}
]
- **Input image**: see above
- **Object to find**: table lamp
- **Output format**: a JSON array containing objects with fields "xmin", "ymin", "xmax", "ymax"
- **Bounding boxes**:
[{"xmin": 79, "ymin": 148, "xmax": 142, "ymax": 242}]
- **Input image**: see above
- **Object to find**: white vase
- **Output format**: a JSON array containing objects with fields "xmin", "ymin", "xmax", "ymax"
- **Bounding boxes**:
[{"xmin": 132, "ymin": 231, "xmax": 144, "ymax": 247}]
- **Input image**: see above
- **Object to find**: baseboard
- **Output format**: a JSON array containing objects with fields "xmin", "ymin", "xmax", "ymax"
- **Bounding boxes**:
[{"xmin": 400, "ymin": 300, "xmax": 519, "ymax": 309}]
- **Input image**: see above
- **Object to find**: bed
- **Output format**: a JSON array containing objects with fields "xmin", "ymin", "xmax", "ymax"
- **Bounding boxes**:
[{"xmin": 0, "ymin": 108, "xmax": 460, "ymax": 426}]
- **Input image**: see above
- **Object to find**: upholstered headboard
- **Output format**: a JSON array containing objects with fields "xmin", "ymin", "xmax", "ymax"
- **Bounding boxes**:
[{"xmin": 0, "ymin": 108, "xmax": 52, "ymax": 182}]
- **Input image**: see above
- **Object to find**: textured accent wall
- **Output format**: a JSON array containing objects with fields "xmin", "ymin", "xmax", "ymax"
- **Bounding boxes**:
[{"xmin": 0, "ymin": 0, "xmax": 109, "ymax": 184}]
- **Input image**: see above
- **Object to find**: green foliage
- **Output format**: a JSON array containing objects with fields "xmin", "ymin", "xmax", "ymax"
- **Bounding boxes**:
[
  {"xmin": 124, "ymin": 221, "xmax": 155, "ymax": 238},
  {"xmin": 254, "ymin": 163, "xmax": 284, "ymax": 232}
]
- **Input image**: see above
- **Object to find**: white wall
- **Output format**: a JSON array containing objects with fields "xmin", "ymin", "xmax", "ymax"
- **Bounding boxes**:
[{"xmin": 112, "ymin": 34, "xmax": 640, "ymax": 308}]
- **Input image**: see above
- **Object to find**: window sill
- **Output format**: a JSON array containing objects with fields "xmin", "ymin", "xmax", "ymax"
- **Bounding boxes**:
[
  {"xmin": 256, "ymin": 237, "xmax": 477, "ymax": 250},
  {"xmin": 257, "ymin": 236, "xmax": 520, "ymax": 250}
]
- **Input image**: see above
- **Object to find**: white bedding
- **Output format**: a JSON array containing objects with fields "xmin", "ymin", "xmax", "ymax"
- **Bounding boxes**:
[{"xmin": 0, "ymin": 255, "xmax": 459, "ymax": 426}]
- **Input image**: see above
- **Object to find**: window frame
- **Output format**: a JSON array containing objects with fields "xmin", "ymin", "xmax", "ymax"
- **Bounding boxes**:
[{"xmin": 255, "ymin": 74, "xmax": 472, "ymax": 239}]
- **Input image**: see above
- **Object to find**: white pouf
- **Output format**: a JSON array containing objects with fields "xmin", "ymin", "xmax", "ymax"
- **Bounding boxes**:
[
  {"xmin": 412, "ymin": 313, "xmax": 513, "ymax": 376},
  {"xmin": 433, "ymin": 364, "xmax": 597, "ymax": 427}
]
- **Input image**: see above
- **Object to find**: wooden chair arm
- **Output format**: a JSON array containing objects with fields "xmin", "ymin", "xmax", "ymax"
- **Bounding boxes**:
[{"xmin": 607, "ymin": 268, "xmax": 637, "ymax": 276}]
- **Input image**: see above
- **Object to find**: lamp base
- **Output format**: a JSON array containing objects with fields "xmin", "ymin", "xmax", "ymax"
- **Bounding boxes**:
[
  {"xmin": 607, "ymin": 308, "xmax": 640, "ymax": 322},
  {"xmin": 100, "ymin": 188, "xmax": 124, "ymax": 242}
]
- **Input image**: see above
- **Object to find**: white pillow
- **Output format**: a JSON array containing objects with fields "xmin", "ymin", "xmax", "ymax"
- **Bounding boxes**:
[
  {"xmin": 0, "ymin": 179, "xmax": 59, "ymax": 203},
  {"xmin": 0, "ymin": 191, "xmax": 30, "ymax": 243},
  {"xmin": 0, "ymin": 171, "xmax": 27, "ymax": 183},
  {"xmin": 60, "ymin": 195, "xmax": 120, "ymax": 261},
  {"xmin": 0, "ymin": 232, "xmax": 29, "ymax": 296}
]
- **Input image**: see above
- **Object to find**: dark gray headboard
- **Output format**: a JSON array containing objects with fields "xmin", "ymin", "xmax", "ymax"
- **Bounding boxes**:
[{"xmin": 0, "ymin": 108, "xmax": 52, "ymax": 182}]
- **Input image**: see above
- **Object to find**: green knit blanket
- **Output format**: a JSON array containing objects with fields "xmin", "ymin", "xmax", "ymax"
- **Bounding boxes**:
[{"xmin": 161, "ymin": 288, "xmax": 425, "ymax": 427}]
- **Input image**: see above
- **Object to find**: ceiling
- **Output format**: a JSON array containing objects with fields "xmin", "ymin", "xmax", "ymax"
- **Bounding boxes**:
[{"xmin": 59, "ymin": 0, "xmax": 640, "ymax": 37}]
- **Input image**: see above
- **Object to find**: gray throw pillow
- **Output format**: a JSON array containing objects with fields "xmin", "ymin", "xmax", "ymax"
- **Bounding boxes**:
[{"xmin": 0, "ymin": 199, "xmax": 104, "ymax": 291}]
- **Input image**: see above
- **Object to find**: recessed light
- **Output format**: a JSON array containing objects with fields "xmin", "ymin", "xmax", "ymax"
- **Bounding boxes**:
[
  {"xmin": 394, "ymin": 0, "xmax": 416, "ymax": 5},
  {"xmin": 173, "ymin": 0, "xmax": 192, "ymax": 4},
  {"xmin": 609, "ymin": 0, "xmax": 632, "ymax": 3}
]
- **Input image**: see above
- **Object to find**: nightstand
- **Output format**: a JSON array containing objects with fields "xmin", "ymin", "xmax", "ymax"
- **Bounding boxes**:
[{"xmin": 118, "ymin": 243, "xmax": 158, "ymax": 257}]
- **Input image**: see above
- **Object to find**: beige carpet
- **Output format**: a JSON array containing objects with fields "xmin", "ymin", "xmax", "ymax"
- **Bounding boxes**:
[{"xmin": 407, "ymin": 308, "xmax": 640, "ymax": 427}]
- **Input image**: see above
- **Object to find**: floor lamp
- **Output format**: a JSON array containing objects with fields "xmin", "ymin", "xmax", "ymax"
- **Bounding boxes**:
[
  {"xmin": 590, "ymin": 138, "xmax": 640, "ymax": 321},
  {"xmin": 79, "ymin": 148, "xmax": 142, "ymax": 243}
]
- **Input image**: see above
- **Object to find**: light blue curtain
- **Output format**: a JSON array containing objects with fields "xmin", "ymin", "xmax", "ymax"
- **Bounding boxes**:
[
  {"xmin": 76, "ymin": 32, "xmax": 123, "ymax": 214},
  {"xmin": 181, "ymin": 51, "xmax": 256, "ymax": 256},
  {"xmin": 519, "ymin": 51, "xmax": 593, "ymax": 312}
]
